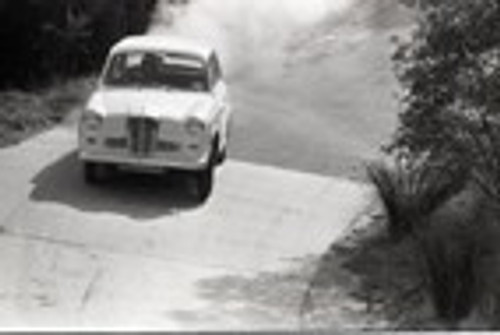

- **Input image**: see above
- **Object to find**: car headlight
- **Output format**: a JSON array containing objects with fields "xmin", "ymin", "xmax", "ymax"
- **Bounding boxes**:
[
  {"xmin": 185, "ymin": 117, "xmax": 206, "ymax": 136},
  {"xmin": 81, "ymin": 109, "xmax": 103, "ymax": 131}
]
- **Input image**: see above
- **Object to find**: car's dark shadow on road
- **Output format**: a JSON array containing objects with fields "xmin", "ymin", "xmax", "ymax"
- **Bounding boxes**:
[{"xmin": 30, "ymin": 150, "xmax": 201, "ymax": 220}]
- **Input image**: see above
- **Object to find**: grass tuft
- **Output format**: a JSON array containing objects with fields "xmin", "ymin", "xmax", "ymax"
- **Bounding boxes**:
[{"xmin": 367, "ymin": 155, "xmax": 467, "ymax": 240}]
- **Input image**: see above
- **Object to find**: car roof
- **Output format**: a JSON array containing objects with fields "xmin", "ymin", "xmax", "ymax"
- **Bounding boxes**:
[{"xmin": 110, "ymin": 35, "xmax": 214, "ymax": 60}]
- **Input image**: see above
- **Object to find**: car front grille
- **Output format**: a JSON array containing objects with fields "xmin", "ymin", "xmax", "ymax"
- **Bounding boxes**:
[{"xmin": 126, "ymin": 116, "xmax": 159, "ymax": 156}]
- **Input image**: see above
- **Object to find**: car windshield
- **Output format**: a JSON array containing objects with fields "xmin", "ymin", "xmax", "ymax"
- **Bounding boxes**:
[{"xmin": 103, "ymin": 51, "xmax": 209, "ymax": 91}]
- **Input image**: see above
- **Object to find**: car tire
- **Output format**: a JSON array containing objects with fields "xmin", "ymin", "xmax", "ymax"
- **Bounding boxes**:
[
  {"xmin": 193, "ymin": 164, "xmax": 214, "ymax": 202},
  {"xmin": 191, "ymin": 141, "xmax": 217, "ymax": 201}
]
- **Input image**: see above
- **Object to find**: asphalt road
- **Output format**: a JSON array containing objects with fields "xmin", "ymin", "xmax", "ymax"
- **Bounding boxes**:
[{"xmin": 0, "ymin": 0, "xmax": 410, "ymax": 329}]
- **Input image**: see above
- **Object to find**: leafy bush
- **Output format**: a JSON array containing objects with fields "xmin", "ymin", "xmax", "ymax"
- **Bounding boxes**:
[
  {"xmin": 365, "ymin": 0, "xmax": 500, "ymax": 327},
  {"xmin": 450, "ymin": 115, "xmax": 500, "ymax": 205},
  {"xmin": 393, "ymin": 0, "xmax": 500, "ymax": 157}
]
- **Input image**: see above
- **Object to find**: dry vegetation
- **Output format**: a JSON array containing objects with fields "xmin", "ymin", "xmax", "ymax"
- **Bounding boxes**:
[
  {"xmin": 304, "ymin": 177, "xmax": 500, "ymax": 329},
  {"xmin": 0, "ymin": 77, "xmax": 95, "ymax": 147}
]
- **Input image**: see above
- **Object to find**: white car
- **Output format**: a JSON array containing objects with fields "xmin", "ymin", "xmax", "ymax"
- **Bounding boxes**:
[{"xmin": 78, "ymin": 35, "xmax": 232, "ymax": 200}]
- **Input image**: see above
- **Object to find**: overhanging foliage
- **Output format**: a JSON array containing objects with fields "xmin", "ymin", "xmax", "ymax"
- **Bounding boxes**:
[
  {"xmin": 393, "ymin": 0, "xmax": 500, "ymax": 155},
  {"xmin": 0, "ymin": 0, "xmax": 157, "ymax": 88}
]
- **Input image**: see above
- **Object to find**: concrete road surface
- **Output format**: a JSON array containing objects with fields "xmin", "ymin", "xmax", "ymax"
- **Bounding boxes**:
[{"xmin": 0, "ymin": 126, "xmax": 372, "ymax": 330}]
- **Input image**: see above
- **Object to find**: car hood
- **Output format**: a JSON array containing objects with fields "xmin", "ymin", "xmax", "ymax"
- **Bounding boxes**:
[{"xmin": 87, "ymin": 88, "xmax": 216, "ymax": 122}]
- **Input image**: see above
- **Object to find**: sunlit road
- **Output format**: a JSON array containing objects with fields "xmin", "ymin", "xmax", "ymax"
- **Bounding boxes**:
[{"xmin": 0, "ymin": 0, "xmax": 411, "ymax": 330}]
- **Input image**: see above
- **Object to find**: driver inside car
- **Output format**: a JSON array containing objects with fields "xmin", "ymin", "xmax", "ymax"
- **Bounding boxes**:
[{"xmin": 140, "ymin": 53, "xmax": 163, "ymax": 85}]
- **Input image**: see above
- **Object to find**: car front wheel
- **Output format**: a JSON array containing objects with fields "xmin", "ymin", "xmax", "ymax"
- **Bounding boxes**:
[
  {"xmin": 191, "ymin": 142, "xmax": 218, "ymax": 201},
  {"xmin": 192, "ymin": 163, "xmax": 214, "ymax": 202}
]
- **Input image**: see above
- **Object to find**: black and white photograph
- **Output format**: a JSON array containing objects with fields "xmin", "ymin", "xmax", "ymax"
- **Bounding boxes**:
[{"xmin": 0, "ymin": 0, "xmax": 497, "ymax": 331}]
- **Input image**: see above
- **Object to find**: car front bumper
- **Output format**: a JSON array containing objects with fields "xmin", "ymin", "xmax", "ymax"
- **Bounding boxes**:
[{"xmin": 79, "ymin": 149, "xmax": 211, "ymax": 171}]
